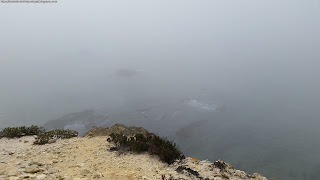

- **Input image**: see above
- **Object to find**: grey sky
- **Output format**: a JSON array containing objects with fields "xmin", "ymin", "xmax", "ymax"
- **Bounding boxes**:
[{"xmin": 0, "ymin": 0, "xmax": 320, "ymax": 125}]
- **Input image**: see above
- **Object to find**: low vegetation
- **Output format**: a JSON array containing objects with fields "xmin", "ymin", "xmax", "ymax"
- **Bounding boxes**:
[
  {"xmin": 33, "ymin": 129, "xmax": 78, "ymax": 145},
  {"xmin": 0, "ymin": 125, "xmax": 78, "ymax": 145},
  {"xmin": 109, "ymin": 133, "xmax": 185, "ymax": 164},
  {"xmin": 0, "ymin": 125, "xmax": 45, "ymax": 138}
]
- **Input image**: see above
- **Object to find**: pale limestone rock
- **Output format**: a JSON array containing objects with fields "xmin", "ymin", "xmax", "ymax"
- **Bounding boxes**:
[
  {"xmin": 36, "ymin": 174, "xmax": 46, "ymax": 180},
  {"xmin": 48, "ymin": 139, "xmax": 57, "ymax": 144},
  {"xmin": 47, "ymin": 168, "xmax": 56, "ymax": 174},
  {"xmin": 19, "ymin": 161, "xmax": 28, "ymax": 168},
  {"xmin": 7, "ymin": 170, "xmax": 18, "ymax": 176},
  {"xmin": 80, "ymin": 169, "xmax": 92, "ymax": 177},
  {"xmin": 9, "ymin": 177, "xmax": 18, "ymax": 180},
  {"xmin": 0, "ymin": 175, "xmax": 7, "ymax": 180},
  {"xmin": 63, "ymin": 175, "xmax": 73, "ymax": 180},
  {"xmin": 25, "ymin": 165, "xmax": 41, "ymax": 173},
  {"xmin": 21, "ymin": 173, "xmax": 30, "ymax": 178}
]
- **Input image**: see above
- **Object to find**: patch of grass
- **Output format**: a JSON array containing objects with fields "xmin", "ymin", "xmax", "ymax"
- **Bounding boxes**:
[
  {"xmin": 110, "ymin": 133, "xmax": 185, "ymax": 164},
  {"xmin": 33, "ymin": 129, "xmax": 78, "ymax": 145},
  {"xmin": 0, "ymin": 125, "xmax": 45, "ymax": 138}
]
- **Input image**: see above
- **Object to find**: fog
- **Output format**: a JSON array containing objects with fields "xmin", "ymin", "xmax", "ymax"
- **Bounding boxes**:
[{"xmin": 1, "ymin": 1, "xmax": 320, "ymax": 179}]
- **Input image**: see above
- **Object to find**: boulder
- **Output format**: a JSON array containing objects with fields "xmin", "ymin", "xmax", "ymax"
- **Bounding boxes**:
[
  {"xmin": 25, "ymin": 165, "xmax": 41, "ymax": 173},
  {"xmin": 80, "ymin": 169, "xmax": 92, "ymax": 177},
  {"xmin": 7, "ymin": 170, "xmax": 18, "ymax": 176},
  {"xmin": 36, "ymin": 174, "xmax": 46, "ymax": 180}
]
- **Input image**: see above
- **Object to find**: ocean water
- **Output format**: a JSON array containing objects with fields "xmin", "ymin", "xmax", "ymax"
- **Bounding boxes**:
[{"xmin": 1, "ymin": 96, "xmax": 320, "ymax": 180}]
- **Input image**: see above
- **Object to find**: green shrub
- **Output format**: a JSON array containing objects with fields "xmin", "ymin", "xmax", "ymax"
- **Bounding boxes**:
[
  {"xmin": 0, "ymin": 125, "xmax": 45, "ymax": 138},
  {"xmin": 0, "ymin": 125, "xmax": 78, "ymax": 145},
  {"xmin": 33, "ymin": 129, "xmax": 78, "ymax": 145},
  {"xmin": 149, "ymin": 135, "xmax": 184, "ymax": 164},
  {"xmin": 110, "ymin": 133, "xmax": 185, "ymax": 164}
]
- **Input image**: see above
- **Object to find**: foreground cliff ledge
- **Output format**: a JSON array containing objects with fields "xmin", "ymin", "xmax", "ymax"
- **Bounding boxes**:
[{"xmin": 0, "ymin": 125, "xmax": 267, "ymax": 180}]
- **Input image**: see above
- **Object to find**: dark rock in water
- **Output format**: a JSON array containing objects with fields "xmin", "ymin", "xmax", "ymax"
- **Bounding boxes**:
[
  {"xmin": 83, "ymin": 123, "xmax": 149, "ymax": 138},
  {"xmin": 43, "ymin": 110, "xmax": 110, "ymax": 136}
]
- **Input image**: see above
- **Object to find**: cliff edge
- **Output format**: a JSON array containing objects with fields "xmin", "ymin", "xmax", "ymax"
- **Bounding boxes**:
[{"xmin": 0, "ymin": 124, "xmax": 267, "ymax": 180}]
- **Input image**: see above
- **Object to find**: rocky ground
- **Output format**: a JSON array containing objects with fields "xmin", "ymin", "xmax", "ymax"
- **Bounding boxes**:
[{"xmin": 0, "ymin": 134, "xmax": 268, "ymax": 180}]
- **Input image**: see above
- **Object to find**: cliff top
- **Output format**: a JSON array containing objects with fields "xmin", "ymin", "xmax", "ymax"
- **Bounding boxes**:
[{"xmin": 0, "ymin": 125, "xmax": 268, "ymax": 180}]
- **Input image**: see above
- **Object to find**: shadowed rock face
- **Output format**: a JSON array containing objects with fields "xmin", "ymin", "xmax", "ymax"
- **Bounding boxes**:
[{"xmin": 83, "ymin": 123, "xmax": 149, "ymax": 138}]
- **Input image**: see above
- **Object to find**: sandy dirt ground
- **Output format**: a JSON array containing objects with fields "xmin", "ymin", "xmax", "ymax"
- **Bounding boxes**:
[{"xmin": 0, "ymin": 136, "xmax": 267, "ymax": 180}]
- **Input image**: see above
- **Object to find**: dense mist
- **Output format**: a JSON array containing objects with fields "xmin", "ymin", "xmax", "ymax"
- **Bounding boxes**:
[{"xmin": 1, "ymin": 1, "xmax": 320, "ymax": 179}]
